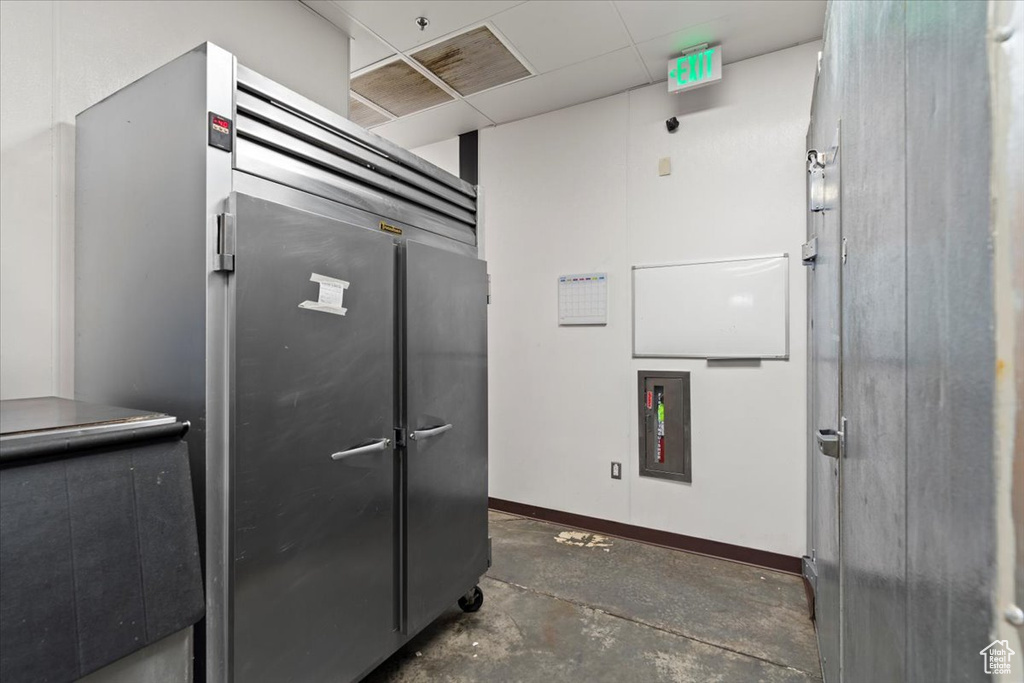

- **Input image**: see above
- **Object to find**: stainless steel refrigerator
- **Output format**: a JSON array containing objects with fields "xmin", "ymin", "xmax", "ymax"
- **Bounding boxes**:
[{"xmin": 75, "ymin": 43, "xmax": 488, "ymax": 683}]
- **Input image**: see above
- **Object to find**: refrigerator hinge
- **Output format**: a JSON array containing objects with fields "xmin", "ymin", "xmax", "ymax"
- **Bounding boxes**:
[
  {"xmin": 801, "ymin": 554, "xmax": 817, "ymax": 620},
  {"xmin": 802, "ymin": 554, "xmax": 818, "ymax": 594},
  {"xmin": 215, "ymin": 212, "xmax": 235, "ymax": 273},
  {"xmin": 807, "ymin": 149, "xmax": 825, "ymax": 212},
  {"xmin": 487, "ymin": 274, "xmax": 492, "ymax": 305},
  {"xmin": 394, "ymin": 427, "xmax": 406, "ymax": 448},
  {"xmin": 801, "ymin": 236, "xmax": 818, "ymax": 266}
]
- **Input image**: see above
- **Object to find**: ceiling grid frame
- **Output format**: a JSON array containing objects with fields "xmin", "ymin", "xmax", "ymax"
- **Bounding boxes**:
[
  {"xmin": 350, "ymin": 56, "xmax": 456, "ymax": 116},
  {"xmin": 610, "ymin": 0, "xmax": 655, "ymax": 84},
  {"xmin": 339, "ymin": 7, "xmax": 514, "ymax": 128},
  {"xmin": 302, "ymin": 1, "xmax": 826, "ymax": 147},
  {"xmin": 349, "ymin": 90, "xmax": 397, "ymax": 120}
]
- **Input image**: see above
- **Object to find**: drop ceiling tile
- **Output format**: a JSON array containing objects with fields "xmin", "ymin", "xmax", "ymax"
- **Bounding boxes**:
[
  {"xmin": 413, "ymin": 26, "xmax": 530, "ymax": 96},
  {"xmin": 348, "ymin": 97, "xmax": 391, "ymax": 127},
  {"xmin": 490, "ymin": 0, "xmax": 631, "ymax": 73},
  {"xmin": 633, "ymin": 18, "xmax": 729, "ymax": 78},
  {"xmin": 333, "ymin": 1, "xmax": 523, "ymax": 52},
  {"xmin": 351, "ymin": 59, "xmax": 454, "ymax": 117},
  {"xmin": 466, "ymin": 46, "xmax": 647, "ymax": 124},
  {"xmin": 372, "ymin": 100, "xmax": 493, "ymax": 149},
  {"xmin": 633, "ymin": 1, "xmax": 824, "ymax": 78},
  {"xmin": 301, "ymin": 1, "xmax": 395, "ymax": 71},
  {"xmin": 348, "ymin": 24, "xmax": 398, "ymax": 71},
  {"xmin": 613, "ymin": 1, "xmax": 753, "ymax": 44}
]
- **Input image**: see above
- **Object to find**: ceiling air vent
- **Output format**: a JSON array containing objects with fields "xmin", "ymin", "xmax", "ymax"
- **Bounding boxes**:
[
  {"xmin": 348, "ymin": 97, "xmax": 390, "ymax": 128},
  {"xmin": 413, "ymin": 26, "xmax": 531, "ymax": 97},
  {"xmin": 351, "ymin": 60, "xmax": 453, "ymax": 117}
]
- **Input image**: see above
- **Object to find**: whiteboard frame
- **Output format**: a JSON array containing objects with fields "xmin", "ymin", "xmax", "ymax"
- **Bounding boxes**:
[{"xmin": 631, "ymin": 253, "xmax": 790, "ymax": 360}]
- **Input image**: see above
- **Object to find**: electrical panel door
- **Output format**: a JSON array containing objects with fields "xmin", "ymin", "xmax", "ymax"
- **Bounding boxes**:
[{"xmin": 637, "ymin": 371, "xmax": 692, "ymax": 482}]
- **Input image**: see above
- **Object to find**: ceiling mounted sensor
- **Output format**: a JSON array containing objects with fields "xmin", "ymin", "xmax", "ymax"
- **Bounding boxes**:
[
  {"xmin": 348, "ymin": 97, "xmax": 391, "ymax": 128},
  {"xmin": 413, "ymin": 25, "xmax": 531, "ymax": 97},
  {"xmin": 350, "ymin": 59, "xmax": 454, "ymax": 118}
]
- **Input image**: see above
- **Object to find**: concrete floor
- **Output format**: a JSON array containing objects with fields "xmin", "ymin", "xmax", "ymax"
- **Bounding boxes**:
[{"xmin": 365, "ymin": 511, "xmax": 821, "ymax": 682}]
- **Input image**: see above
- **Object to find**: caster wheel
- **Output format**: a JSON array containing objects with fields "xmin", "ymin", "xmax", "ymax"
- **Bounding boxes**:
[{"xmin": 458, "ymin": 585, "xmax": 484, "ymax": 613}]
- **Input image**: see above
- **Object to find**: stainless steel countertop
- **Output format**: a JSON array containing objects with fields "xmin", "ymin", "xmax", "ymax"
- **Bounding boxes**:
[{"xmin": 0, "ymin": 397, "xmax": 174, "ymax": 441}]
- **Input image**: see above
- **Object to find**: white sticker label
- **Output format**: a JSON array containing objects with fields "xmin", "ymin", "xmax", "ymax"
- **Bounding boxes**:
[{"xmin": 299, "ymin": 273, "xmax": 349, "ymax": 316}]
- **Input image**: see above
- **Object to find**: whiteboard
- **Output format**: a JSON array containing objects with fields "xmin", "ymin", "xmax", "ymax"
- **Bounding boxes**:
[{"xmin": 632, "ymin": 255, "xmax": 789, "ymax": 359}]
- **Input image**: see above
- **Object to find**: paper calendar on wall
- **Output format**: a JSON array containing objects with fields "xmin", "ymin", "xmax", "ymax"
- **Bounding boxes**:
[{"xmin": 558, "ymin": 273, "xmax": 608, "ymax": 326}]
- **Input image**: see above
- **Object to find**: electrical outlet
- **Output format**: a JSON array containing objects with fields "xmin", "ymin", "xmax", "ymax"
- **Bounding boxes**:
[{"xmin": 611, "ymin": 462, "xmax": 622, "ymax": 480}]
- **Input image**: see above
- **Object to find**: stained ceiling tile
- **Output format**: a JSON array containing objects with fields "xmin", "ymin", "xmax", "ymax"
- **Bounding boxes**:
[
  {"xmin": 348, "ymin": 97, "xmax": 391, "ymax": 128},
  {"xmin": 413, "ymin": 26, "xmax": 531, "ymax": 96},
  {"xmin": 351, "ymin": 59, "xmax": 454, "ymax": 117}
]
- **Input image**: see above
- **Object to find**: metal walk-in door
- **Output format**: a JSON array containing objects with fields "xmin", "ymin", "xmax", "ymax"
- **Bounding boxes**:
[
  {"xmin": 229, "ymin": 194, "xmax": 398, "ymax": 682},
  {"xmin": 807, "ymin": 127, "xmax": 843, "ymax": 683}
]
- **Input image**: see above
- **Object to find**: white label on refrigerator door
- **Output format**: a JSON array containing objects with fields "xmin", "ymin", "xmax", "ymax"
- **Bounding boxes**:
[{"xmin": 298, "ymin": 273, "xmax": 349, "ymax": 316}]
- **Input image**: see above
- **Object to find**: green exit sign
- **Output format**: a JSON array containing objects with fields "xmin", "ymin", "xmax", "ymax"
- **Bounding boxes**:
[{"xmin": 668, "ymin": 45, "xmax": 722, "ymax": 93}]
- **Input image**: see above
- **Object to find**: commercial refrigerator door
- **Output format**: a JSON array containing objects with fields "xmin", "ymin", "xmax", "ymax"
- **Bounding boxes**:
[
  {"xmin": 404, "ymin": 240, "xmax": 488, "ymax": 634},
  {"xmin": 230, "ymin": 194, "xmax": 397, "ymax": 682}
]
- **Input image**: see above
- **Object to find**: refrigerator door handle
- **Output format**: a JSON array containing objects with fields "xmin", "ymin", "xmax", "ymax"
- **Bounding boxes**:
[
  {"xmin": 409, "ymin": 423, "xmax": 453, "ymax": 441},
  {"xmin": 330, "ymin": 438, "xmax": 391, "ymax": 460}
]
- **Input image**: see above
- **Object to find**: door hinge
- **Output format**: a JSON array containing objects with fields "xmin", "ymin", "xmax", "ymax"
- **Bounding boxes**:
[
  {"xmin": 215, "ymin": 212, "xmax": 235, "ymax": 273},
  {"xmin": 802, "ymin": 555, "xmax": 818, "ymax": 592},
  {"xmin": 807, "ymin": 150, "xmax": 826, "ymax": 213},
  {"xmin": 801, "ymin": 236, "xmax": 818, "ymax": 266},
  {"xmin": 841, "ymin": 237, "xmax": 848, "ymax": 265},
  {"xmin": 486, "ymin": 274, "xmax": 491, "ymax": 305}
]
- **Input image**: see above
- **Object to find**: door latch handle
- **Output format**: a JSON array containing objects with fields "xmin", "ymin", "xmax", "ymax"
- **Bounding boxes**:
[
  {"xmin": 409, "ymin": 423, "xmax": 453, "ymax": 441},
  {"xmin": 815, "ymin": 429, "xmax": 840, "ymax": 458},
  {"xmin": 331, "ymin": 437, "xmax": 390, "ymax": 460}
]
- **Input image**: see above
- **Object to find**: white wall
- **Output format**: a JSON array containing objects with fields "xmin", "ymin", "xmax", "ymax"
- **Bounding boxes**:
[
  {"xmin": 411, "ymin": 137, "xmax": 460, "ymax": 177},
  {"xmin": 0, "ymin": 0, "xmax": 349, "ymax": 399},
  {"xmin": 479, "ymin": 42, "xmax": 819, "ymax": 557}
]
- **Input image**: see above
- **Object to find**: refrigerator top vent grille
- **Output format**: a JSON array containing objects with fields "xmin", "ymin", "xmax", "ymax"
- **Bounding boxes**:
[{"xmin": 233, "ymin": 65, "xmax": 477, "ymax": 246}]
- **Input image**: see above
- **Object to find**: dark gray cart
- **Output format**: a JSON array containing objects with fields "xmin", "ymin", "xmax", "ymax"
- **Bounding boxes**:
[{"xmin": 0, "ymin": 397, "xmax": 204, "ymax": 682}]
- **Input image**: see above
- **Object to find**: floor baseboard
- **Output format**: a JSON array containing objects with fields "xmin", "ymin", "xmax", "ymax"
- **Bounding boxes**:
[{"xmin": 489, "ymin": 497, "xmax": 802, "ymax": 575}]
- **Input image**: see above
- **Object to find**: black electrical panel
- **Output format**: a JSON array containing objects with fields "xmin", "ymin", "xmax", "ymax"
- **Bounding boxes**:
[{"xmin": 637, "ymin": 371, "xmax": 692, "ymax": 482}]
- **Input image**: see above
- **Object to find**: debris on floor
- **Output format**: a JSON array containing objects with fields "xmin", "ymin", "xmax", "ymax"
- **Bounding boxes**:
[
  {"xmin": 361, "ymin": 512, "xmax": 822, "ymax": 682},
  {"xmin": 554, "ymin": 530, "xmax": 613, "ymax": 548}
]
